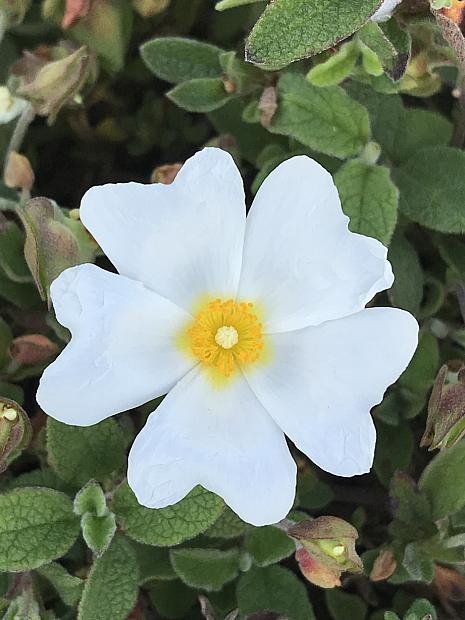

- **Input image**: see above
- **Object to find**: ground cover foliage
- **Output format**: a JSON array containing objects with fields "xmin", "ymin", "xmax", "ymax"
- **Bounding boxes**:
[{"xmin": 1, "ymin": 0, "xmax": 465, "ymax": 618}]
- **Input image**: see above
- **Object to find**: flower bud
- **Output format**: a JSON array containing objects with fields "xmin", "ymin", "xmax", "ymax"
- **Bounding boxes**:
[
  {"xmin": 0, "ymin": 0, "xmax": 30, "ymax": 27},
  {"xmin": 9, "ymin": 334, "xmax": 58, "ymax": 365},
  {"xmin": 289, "ymin": 516, "xmax": 363, "ymax": 589},
  {"xmin": 15, "ymin": 46, "xmax": 93, "ymax": 124},
  {"xmin": 132, "ymin": 0, "xmax": 170, "ymax": 18},
  {"xmin": 421, "ymin": 364, "xmax": 465, "ymax": 451},
  {"xmin": 0, "ymin": 398, "xmax": 32, "ymax": 473},
  {"xmin": 370, "ymin": 548, "xmax": 397, "ymax": 582},
  {"xmin": 0, "ymin": 86, "xmax": 27, "ymax": 124},
  {"xmin": 61, "ymin": 0, "xmax": 91, "ymax": 29},
  {"xmin": 4, "ymin": 151, "xmax": 34, "ymax": 191},
  {"xmin": 150, "ymin": 163, "xmax": 183, "ymax": 185}
]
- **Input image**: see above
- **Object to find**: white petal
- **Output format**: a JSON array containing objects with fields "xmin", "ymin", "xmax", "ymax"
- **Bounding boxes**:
[
  {"xmin": 244, "ymin": 308, "xmax": 418, "ymax": 476},
  {"xmin": 371, "ymin": 0, "xmax": 402, "ymax": 22},
  {"xmin": 0, "ymin": 87, "xmax": 28, "ymax": 124},
  {"xmin": 127, "ymin": 366, "xmax": 297, "ymax": 526},
  {"xmin": 238, "ymin": 157, "xmax": 393, "ymax": 333},
  {"xmin": 37, "ymin": 264, "xmax": 193, "ymax": 426},
  {"xmin": 80, "ymin": 148, "xmax": 246, "ymax": 312}
]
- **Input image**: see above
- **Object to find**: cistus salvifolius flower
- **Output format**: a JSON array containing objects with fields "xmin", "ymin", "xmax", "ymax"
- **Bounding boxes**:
[{"xmin": 37, "ymin": 148, "xmax": 418, "ymax": 526}]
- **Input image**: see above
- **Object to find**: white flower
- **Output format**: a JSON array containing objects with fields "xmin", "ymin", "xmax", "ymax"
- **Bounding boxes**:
[
  {"xmin": 371, "ymin": 0, "xmax": 403, "ymax": 22},
  {"xmin": 0, "ymin": 86, "xmax": 27, "ymax": 124},
  {"xmin": 37, "ymin": 148, "xmax": 418, "ymax": 526}
]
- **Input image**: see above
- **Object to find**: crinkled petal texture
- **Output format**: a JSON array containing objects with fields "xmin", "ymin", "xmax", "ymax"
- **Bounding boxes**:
[
  {"xmin": 243, "ymin": 308, "xmax": 418, "ymax": 476},
  {"xmin": 371, "ymin": 0, "xmax": 402, "ymax": 22},
  {"xmin": 80, "ymin": 148, "xmax": 246, "ymax": 312},
  {"xmin": 36, "ymin": 264, "xmax": 194, "ymax": 426},
  {"xmin": 238, "ymin": 157, "xmax": 393, "ymax": 333},
  {"xmin": 128, "ymin": 366, "xmax": 297, "ymax": 526}
]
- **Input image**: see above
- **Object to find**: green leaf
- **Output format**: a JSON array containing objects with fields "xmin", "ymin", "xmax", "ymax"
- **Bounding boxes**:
[
  {"xmin": 0, "ymin": 487, "xmax": 79, "ymax": 572},
  {"xmin": 358, "ymin": 20, "xmax": 411, "ymax": 81},
  {"xmin": 237, "ymin": 565, "xmax": 315, "ymax": 620},
  {"xmin": 78, "ymin": 535, "xmax": 139, "ymax": 620},
  {"xmin": 246, "ymin": 0, "xmax": 382, "ymax": 69},
  {"xmin": 307, "ymin": 41, "xmax": 359, "ymax": 87},
  {"xmin": 36, "ymin": 562, "xmax": 83, "ymax": 606},
  {"xmin": 168, "ymin": 78, "xmax": 233, "ymax": 112},
  {"xmin": 81, "ymin": 513, "xmax": 116, "ymax": 555},
  {"xmin": 297, "ymin": 468, "xmax": 334, "ymax": 510},
  {"xmin": 216, "ymin": 0, "xmax": 264, "ymax": 9},
  {"xmin": 399, "ymin": 332, "xmax": 439, "ymax": 396},
  {"xmin": 244, "ymin": 526, "xmax": 295, "ymax": 567},
  {"xmin": 148, "ymin": 580, "xmax": 197, "ymax": 619},
  {"xmin": 74, "ymin": 481, "xmax": 108, "ymax": 517},
  {"xmin": 140, "ymin": 38, "xmax": 223, "ymax": 83},
  {"xmin": 205, "ymin": 506, "xmax": 250, "ymax": 539},
  {"xmin": 170, "ymin": 547, "xmax": 240, "ymax": 591},
  {"xmin": 112, "ymin": 481, "xmax": 224, "ymax": 546},
  {"xmin": 0, "ymin": 220, "xmax": 32, "ymax": 284},
  {"xmin": 374, "ymin": 421, "xmax": 414, "ymax": 486},
  {"xmin": 325, "ymin": 588, "xmax": 368, "ymax": 620},
  {"xmin": 419, "ymin": 440, "xmax": 465, "ymax": 520},
  {"xmin": 270, "ymin": 73, "xmax": 369, "ymax": 158},
  {"xmin": 395, "ymin": 147, "xmax": 465, "ymax": 233},
  {"xmin": 131, "ymin": 542, "xmax": 177, "ymax": 584},
  {"xmin": 388, "ymin": 472, "xmax": 435, "ymax": 543},
  {"xmin": 335, "ymin": 160, "xmax": 398, "ymax": 244},
  {"xmin": 388, "ymin": 234, "xmax": 424, "ymax": 315},
  {"xmin": 406, "ymin": 599, "xmax": 437, "ymax": 620},
  {"xmin": 47, "ymin": 417, "xmax": 126, "ymax": 487},
  {"xmin": 402, "ymin": 543, "xmax": 435, "ymax": 583}
]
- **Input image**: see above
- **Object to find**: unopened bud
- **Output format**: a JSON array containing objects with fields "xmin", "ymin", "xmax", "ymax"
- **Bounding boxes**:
[
  {"xmin": 421, "ymin": 363, "xmax": 465, "ymax": 451},
  {"xmin": 150, "ymin": 163, "xmax": 183, "ymax": 185},
  {"xmin": 0, "ymin": 0, "xmax": 30, "ymax": 26},
  {"xmin": 61, "ymin": 0, "xmax": 91, "ymax": 29},
  {"xmin": 370, "ymin": 548, "xmax": 397, "ymax": 582},
  {"xmin": 16, "ymin": 46, "xmax": 93, "ymax": 124},
  {"xmin": 4, "ymin": 151, "xmax": 34, "ymax": 191},
  {"xmin": 132, "ymin": 0, "xmax": 170, "ymax": 18},
  {"xmin": 0, "ymin": 86, "xmax": 27, "ymax": 124},
  {"xmin": 9, "ymin": 334, "xmax": 58, "ymax": 365}
]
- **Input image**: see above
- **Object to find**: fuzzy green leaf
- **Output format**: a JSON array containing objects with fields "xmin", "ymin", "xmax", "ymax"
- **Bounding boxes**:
[
  {"xmin": 244, "ymin": 526, "xmax": 295, "ymax": 567},
  {"xmin": 81, "ymin": 513, "xmax": 116, "ymax": 555},
  {"xmin": 246, "ymin": 0, "xmax": 382, "ymax": 69},
  {"xmin": 168, "ymin": 78, "xmax": 233, "ymax": 112},
  {"xmin": 388, "ymin": 234, "xmax": 424, "ymax": 316},
  {"xmin": 131, "ymin": 542, "xmax": 177, "ymax": 584},
  {"xmin": 237, "ymin": 566, "xmax": 315, "ymax": 620},
  {"xmin": 112, "ymin": 482, "xmax": 224, "ymax": 546},
  {"xmin": 205, "ymin": 506, "xmax": 250, "ymax": 539},
  {"xmin": 170, "ymin": 547, "xmax": 240, "ymax": 591},
  {"xmin": 395, "ymin": 147, "xmax": 465, "ymax": 233},
  {"xmin": 335, "ymin": 160, "xmax": 398, "ymax": 244},
  {"xmin": 74, "ymin": 481, "xmax": 108, "ymax": 517},
  {"xmin": 140, "ymin": 38, "xmax": 223, "ymax": 83},
  {"xmin": 36, "ymin": 562, "xmax": 83, "ymax": 606},
  {"xmin": 325, "ymin": 588, "xmax": 368, "ymax": 620},
  {"xmin": 148, "ymin": 580, "xmax": 197, "ymax": 619},
  {"xmin": 78, "ymin": 535, "xmax": 139, "ymax": 620},
  {"xmin": 270, "ymin": 73, "xmax": 369, "ymax": 158},
  {"xmin": 419, "ymin": 440, "xmax": 465, "ymax": 520},
  {"xmin": 47, "ymin": 417, "xmax": 126, "ymax": 487},
  {"xmin": 0, "ymin": 487, "xmax": 79, "ymax": 572}
]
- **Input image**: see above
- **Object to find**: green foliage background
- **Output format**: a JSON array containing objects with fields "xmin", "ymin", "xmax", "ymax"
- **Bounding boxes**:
[{"xmin": 1, "ymin": 0, "xmax": 465, "ymax": 618}]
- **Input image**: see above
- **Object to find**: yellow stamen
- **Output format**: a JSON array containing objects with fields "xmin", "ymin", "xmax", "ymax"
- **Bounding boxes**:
[{"xmin": 187, "ymin": 298, "xmax": 264, "ymax": 378}]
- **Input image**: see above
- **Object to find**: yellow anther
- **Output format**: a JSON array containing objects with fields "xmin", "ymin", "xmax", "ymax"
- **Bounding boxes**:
[{"xmin": 187, "ymin": 298, "xmax": 264, "ymax": 378}]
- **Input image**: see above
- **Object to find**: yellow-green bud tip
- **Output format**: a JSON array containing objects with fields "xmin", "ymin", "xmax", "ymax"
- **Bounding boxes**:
[{"xmin": 1, "ymin": 407, "xmax": 18, "ymax": 421}]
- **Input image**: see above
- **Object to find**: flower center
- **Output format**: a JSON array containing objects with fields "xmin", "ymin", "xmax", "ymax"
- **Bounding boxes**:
[
  {"xmin": 215, "ymin": 325, "xmax": 239, "ymax": 349},
  {"xmin": 188, "ymin": 298, "xmax": 264, "ymax": 377}
]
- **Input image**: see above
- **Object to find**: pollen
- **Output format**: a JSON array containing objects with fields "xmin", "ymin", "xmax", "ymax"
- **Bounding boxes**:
[{"xmin": 188, "ymin": 298, "xmax": 264, "ymax": 377}]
